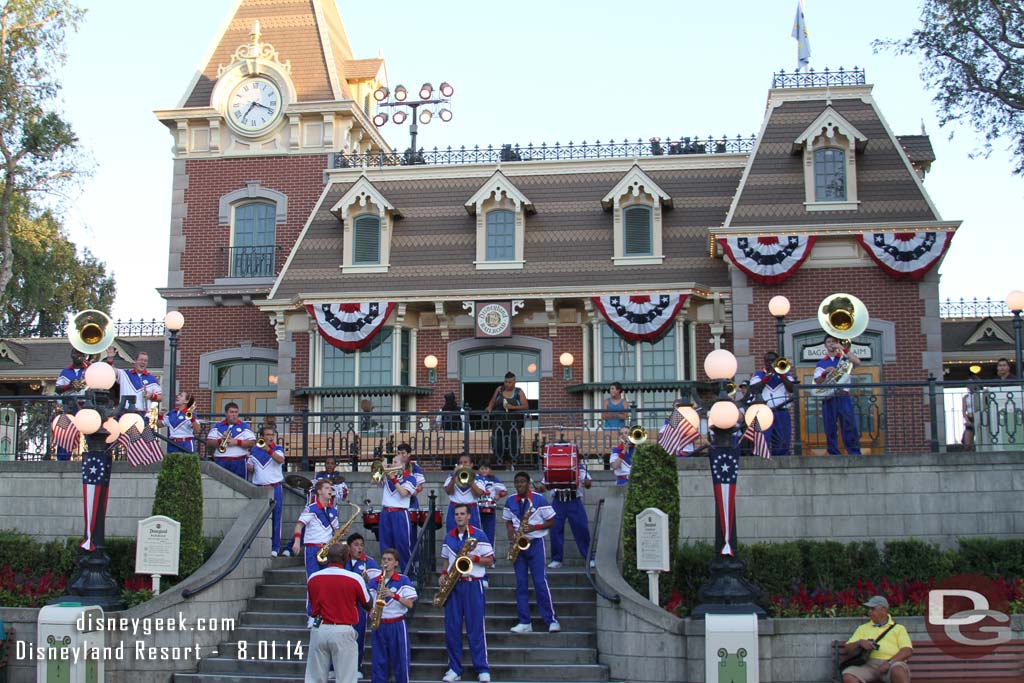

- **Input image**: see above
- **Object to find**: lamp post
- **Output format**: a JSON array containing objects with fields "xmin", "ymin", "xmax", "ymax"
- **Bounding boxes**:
[
  {"xmin": 1007, "ymin": 290, "xmax": 1024, "ymax": 378},
  {"xmin": 768, "ymin": 295, "xmax": 790, "ymax": 357},
  {"xmin": 372, "ymin": 81, "xmax": 454, "ymax": 163},
  {"xmin": 424, "ymin": 354, "xmax": 439, "ymax": 384},
  {"xmin": 691, "ymin": 348, "xmax": 766, "ymax": 618},
  {"xmin": 560, "ymin": 352, "xmax": 575, "ymax": 381},
  {"xmin": 164, "ymin": 311, "xmax": 184, "ymax": 402}
]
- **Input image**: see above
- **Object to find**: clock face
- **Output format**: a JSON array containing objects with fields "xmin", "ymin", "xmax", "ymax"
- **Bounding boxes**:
[{"xmin": 228, "ymin": 77, "xmax": 282, "ymax": 133}]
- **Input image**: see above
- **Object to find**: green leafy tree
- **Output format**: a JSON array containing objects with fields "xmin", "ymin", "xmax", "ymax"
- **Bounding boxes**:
[
  {"xmin": 622, "ymin": 442, "xmax": 679, "ymax": 603},
  {"xmin": 152, "ymin": 452, "xmax": 205, "ymax": 578},
  {"xmin": 1, "ymin": 203, "xmax": 115, "ymax": 336},
  {"xmin": 876, "ymin": 1, "xmax": 1024, "ymax": 174},
  {"xmin": 0, "ymin": 0, "xmax": 86, "ymax": 301}
]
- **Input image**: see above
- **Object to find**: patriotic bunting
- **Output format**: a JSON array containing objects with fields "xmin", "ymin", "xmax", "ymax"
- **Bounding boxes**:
[
  {"xmin": 591, "ymin": 294, "xmax": 686, "ymax": 343},
  {"xmin": 719, "ymin": 235, "xmax": 817, "ymax": 285},
  {"xmin": 307, "ymin": 302, "xmax": 396, "ymax": 352},
  {"xmin": 855, "ymin": 231, "xmax": 953, "ymax": 281},
  {"xmin": 81, "ymin": 449, "xmax": 111, "ymax": 551},
  {"xmin": 710, "ymin": 446, "xmax": 739, "ymax": 556}
]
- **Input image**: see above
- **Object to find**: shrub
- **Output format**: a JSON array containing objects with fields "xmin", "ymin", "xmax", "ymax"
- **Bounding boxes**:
[
  {"xmin": 622, "ymin": 442, "xmax": 679, "ymax": 603},
  {"xmin": 152, "ymin": 451, "xmax": 204, "ymax": 577},
  {"xmin": 884, "ymin": 539, "xmax": 953, "ymax": 581},
  {"xmin": 953, "ymin": 537, "xmax": 1024, "ymax": 578},
  {"xmin": 746, "ymin": 541, "xmax": 803, "ymax": 596}
]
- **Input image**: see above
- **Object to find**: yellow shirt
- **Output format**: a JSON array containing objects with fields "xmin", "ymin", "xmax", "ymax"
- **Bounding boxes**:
[{"xmin": 847, "ymin": 617, "xmax": 913, "ymax": 660}]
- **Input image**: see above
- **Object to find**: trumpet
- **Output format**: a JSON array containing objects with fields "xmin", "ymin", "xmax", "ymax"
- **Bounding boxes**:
[
  {"xmin": 147, "ymin": 404, "xmax": 159, "ymax": 431},
  {"xmin": 370, "ymin": 458, "xmax": 405, "ymax": 484},
  {"xmin": 255, "ymin": 436, "xmax": 267, "ymax": 449},
  {"xmin": 217, "ymin": 430, "xmax": 233, "ymax": 453},
  {"xmin": 453, "ymin": 466, "xmax": 475, "ymax": 487},
  {"xmin": 316, "ymin": 501, "xmax": 362, "ymax": 564},
  {"xmin": 626, "ymin": 425, "xmax": 648, "ymax": 446},
  {"xmin": 772, "ymin": 357, "xmax": 792, "ymax": 375},
  {"xmin": 726, "ymin": 382, "xmax": 738, "ymax": 398}
]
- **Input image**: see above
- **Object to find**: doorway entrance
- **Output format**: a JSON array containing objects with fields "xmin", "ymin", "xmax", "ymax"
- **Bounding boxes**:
[{"xmin": 460, "ymin": 349, "xmax": 540, "ymax": 428}]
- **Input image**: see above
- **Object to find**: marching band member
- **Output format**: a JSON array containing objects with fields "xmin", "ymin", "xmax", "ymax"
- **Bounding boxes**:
[
  {"xmin": 161, "ymin": 392, "xmax": 199, "ymax": 454},
  {"xmin": 444, "ymin": 454, "xmax": 485, "ymax": 533},
  {"xmin": 204, "ymin": 402, "xmax": 255, "ymax": 478},
  {"xmin": 314, "ymin": 457, "xmax": 349, "ymax": 507},
  {"xmin": 54, "ymin": 349, "xmax": 89, "ymax": 460},
  {"xmin": 379, "ymin": 450, "xmax": 417, "ymax": 571},
  {"xmin": 291, "ymin": 479, "xmax": 339, "ymax": 625},
  {"xmin": 247, "ymin": 425, "xmax": 285, "ymax": 557},
  {"xmin": 504, "ymin": 472, "xmax": 559, "ymax": 634},
  {"xmin": 400, "ymin": 443, "xmax": 426, "ymax": 560},
  {"xmin": 538, "ymin": 461, "xmax": 591, "ymax": 569},
  {"xmin": 369, "ymin": 548, "xmax": 417, "ymax": 683},
  {"xmin": 476, "ymin": 461, "xmax": 507, "ymax": 547},
  {"xmin": 105, "ymin": 347, "xmax": 161, "ymax": 412},
  {"xmin": 346, "ymin": 533, "xmax": 381, "ymax": 674},
  {"xmin": 748, "ymin": 351, "xmax": 795, "ymax": 456},
  {"xmin": 814, "ymin": 335, "xmax": 862, "ymax": 455},
  {"xmin": 608, "ymin": 426, "xmax": 634, "ymax": 485},
  {"xmin": 441, "ymin": 503, "xmax": 494, "ymax": 683}
]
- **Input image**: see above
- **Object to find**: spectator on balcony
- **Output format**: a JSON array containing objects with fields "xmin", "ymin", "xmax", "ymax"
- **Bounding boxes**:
[
  {"xmin": 360, "ymin": 397, "xmax": 383, "ymax": 438},
  {"xmin": 996, "ymin": 358, "xmax": 1015, "ymax": 380},
  {"xmin": 486, "ymin": 372, "xmax": 527, "ymax": 467},
  {"xmin": 601, "ymin": 382, "xmax": 630, "ymax": 431},
  {"xmin": 438, "ymin": 391, "xmax": 463, "ymax": 431}
]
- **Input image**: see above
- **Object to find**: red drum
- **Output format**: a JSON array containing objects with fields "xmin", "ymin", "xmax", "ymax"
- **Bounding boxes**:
[
  {"xmin": 409, "ymin": 510, "xmax": 429, "ymax": 527},
  {"xmin": 543, "ymin": 443, "xmax": 579, "ymax": 489},
  {"xmin": 479, "ymin": 495, "xmax": 496, "ymax": 514},
  {"xmin": 432, "ymin": 510, "xmax": 443, "ymax": 530},
  {"xmin": 362, "ymin": 511, "xmax": 380, "ymax": 532}
]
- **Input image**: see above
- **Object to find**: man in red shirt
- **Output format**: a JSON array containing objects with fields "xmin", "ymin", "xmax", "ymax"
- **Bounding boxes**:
[{"xmin": 305, "ymin": 543, "xmax": 371, "ymax": 683}]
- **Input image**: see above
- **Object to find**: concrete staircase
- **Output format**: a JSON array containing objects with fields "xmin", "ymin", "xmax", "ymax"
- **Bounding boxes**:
[{"xmin": 174, "ymin": 555, "xmax": 612, "ymax": 683}]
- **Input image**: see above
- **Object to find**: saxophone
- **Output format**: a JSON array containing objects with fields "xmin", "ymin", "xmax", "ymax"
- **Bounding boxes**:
[
  {"xmin": 368, "ymin": 568, "xmax": 393, "ymax": 632},
  {"xmin": 316, "ymin": 501, "xmax": 362, "ymax": 564},
  {"xmin": 433, "ymin": 536, "xmax": 478, "ymax": 608},
  {"xmin": 506, "ymin": 500, "xmax": 534, "ymax": 562}
]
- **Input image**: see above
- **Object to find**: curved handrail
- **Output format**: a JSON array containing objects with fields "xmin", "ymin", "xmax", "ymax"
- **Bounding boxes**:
[
  {"xmin": 182, "ymin": 498, "xmax": 274, "ymax": 599},
  {"xmin": 585, "ymin": 498, "xmax": 620, "ymax": 603}
]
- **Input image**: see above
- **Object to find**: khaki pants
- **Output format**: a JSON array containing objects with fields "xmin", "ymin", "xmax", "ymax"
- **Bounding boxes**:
[
  {"xmin": 843, "ymin": 658, "xmax": 911, "ymax": 683},
  {"xmin": 305, "ymin": 624, "xmax": 358, "ymax": 683}
]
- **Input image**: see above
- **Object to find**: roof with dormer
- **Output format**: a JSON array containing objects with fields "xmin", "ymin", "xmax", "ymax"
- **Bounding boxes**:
[
  {"xmin": 724, "ymin": 89, "xmax": 941, "ymax": 228},
  {"xmin": 180, "ymin": 0, "xmax": 366, "ymax": 108}
]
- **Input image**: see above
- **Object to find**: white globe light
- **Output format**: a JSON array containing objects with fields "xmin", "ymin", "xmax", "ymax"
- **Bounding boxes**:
[
  {"xmin": 768, "ymin": 295, "xmax": 791, "ymax": 318},
  {"xmin": 1007, "ymin": 290, "xmax": 1024, "ymax": 313},
  {"xmin": 560, "ymin": 352, "xmax": 574, "ymax": 367},
  {"xmin": 103, "ymin": 417, "xmax": 122, "ymax": 444},
  {"xmin": 164, "ymin": 310, "xmax": 184, "ymax": 332},
  {"xmin": 424, "ymin": 354, "xmax": 439, "ymax": 369},
  {"xmin": 84, "ymin": 361, "xmax": 116, "ymax": 390},
  {"xmin": 704, "ymin": 349, "xmax": 738, "ymax": 381},
  {"xmin": 74, "ymin": 408, "xmax": 102, "ymax": 435},
  {"xmin": 708, "ymin": 401, "xmax": 740, "ymax": 430},
  {"xmin": 744, "ymin": 403, "xmax": 775, "ymax": 431},
  {"xmin": 677, "ymin": 405, "xmax": 700, "ymax": 431},
  {"xmin": 118, "ymin": 412, "xmax": 144, "ymax": 434}
]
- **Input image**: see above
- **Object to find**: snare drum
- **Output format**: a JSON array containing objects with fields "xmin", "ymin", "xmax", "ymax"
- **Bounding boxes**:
[
  {"xmin": 409, "ymin": 510, "xmax": 429, "ymax": 527},
  {"xmin": 362, "ymin": 510, "xmax": 381, "ymax": 532},
  {"xmin": 432, "ymin": 510, "xmax": 443, "ymax": 530},
  {"xmin": 479, "ymin": 495, "xmax": 496, "ymax": 514},
  {"xmin": 543, "ymin": 443, "xmax": 579, "ymax": 489}
]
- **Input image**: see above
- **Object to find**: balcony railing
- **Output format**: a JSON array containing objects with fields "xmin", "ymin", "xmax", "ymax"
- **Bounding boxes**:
[
  {"xmin": 771, "ymin": 67, "xmax": 866, "ymax": 89},
  {"xmin": 8, "ymin": 379, "xmax": 1023, "ymax": 465},
  {"xmin": 940, "ymin": 297, "xmax": 1012, "ymax": 319},
  {"xmin": 221, "ymin": 245, "xmax": 280, "ymax": 279},
  {"xmin": 47, "ymin": 319, "xmax": 164, "ymax": 338},
  {"xmin": 332, "ymin": 134, "xmax": 757, "ymax": 169}
]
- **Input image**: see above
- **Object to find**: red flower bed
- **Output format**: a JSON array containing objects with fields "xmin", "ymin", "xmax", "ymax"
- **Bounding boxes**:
[{"xmin": 0, "ymin": 565, "xmax": 68, "ymax": 607}]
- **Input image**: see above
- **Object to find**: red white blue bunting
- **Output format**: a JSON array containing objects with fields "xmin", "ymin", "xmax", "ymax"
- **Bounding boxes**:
[
  {"xmin": 592, "ymin": 294, "xmax": 687, "ymax": 343},
  {"xmin": 306, "ymin": 302, "xmax": 396, "ymax": 351},
  {"xmin": 719, "ymin": 235, "xmax": 817, "ymax": 285},
  {"xmin": 856, "ymin": 231, "xmax": 953, "ymax": 281}
]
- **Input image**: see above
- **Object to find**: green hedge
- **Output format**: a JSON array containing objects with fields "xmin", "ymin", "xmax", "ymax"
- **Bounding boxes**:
[
  {"xmin": 152, "ymin": 451, "xmax": 205, "ymax": 577},
  {"xmin": 622, "ymin": 442, "xmax": 679, "ymax": 604}
]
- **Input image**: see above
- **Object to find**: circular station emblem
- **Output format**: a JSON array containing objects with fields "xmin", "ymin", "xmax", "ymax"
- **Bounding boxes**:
[{"xmin": 477, "ymin": 303, "xmax": 510, "ymax": 337}]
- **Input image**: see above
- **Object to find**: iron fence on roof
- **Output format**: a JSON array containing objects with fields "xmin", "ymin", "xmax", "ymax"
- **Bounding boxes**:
[
  {"xmin": 940, "ymin": 297, "xmax": 1013, "ymax": 319},
  {"xmin": 771, "ymin": 66, "xmax": 866, "ymax": 89}
]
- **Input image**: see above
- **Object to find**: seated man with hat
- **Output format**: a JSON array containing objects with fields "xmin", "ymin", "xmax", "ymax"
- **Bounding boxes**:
[{"xmin": 835, "ymin": 595, "xmax": 912, "ymax": 683}]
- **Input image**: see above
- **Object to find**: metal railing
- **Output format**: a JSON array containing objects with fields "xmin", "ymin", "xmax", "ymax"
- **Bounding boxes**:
[
  {"xmin": 45, "ymin": 319, "xmax": 165, "ymax": 338},
  {"xmin": 771, "ymin": 67, "xmax": 866, "ymax": 89},
  {"xmin": 940, "ymin": 297, "xmax": 1013, "ymax": 319},
  {"xmin": 332, "ymin": 134, "xmax": 757, "ymax": 169},
  {"xmin": 220, "ymin": 245, "xmax": 280, "ymax": 279},
  {"xmin": 9, "ymin": 380, "xmax": 1024, "ymax": 463}
]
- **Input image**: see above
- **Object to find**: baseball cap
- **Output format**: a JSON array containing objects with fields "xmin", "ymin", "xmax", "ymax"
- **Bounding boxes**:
[{"xmin": 863, "ymin": 596, "xmax": 889, "ymax": 609}]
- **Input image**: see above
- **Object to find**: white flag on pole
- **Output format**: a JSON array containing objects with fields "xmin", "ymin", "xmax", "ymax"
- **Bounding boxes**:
[{"xmin": 791, "ymin": 0, "xmax": 811, "ymax": 72}]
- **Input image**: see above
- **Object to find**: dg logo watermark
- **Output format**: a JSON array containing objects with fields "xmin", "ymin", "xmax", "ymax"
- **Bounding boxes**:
[{"xmin": 925, "ymin": 574, "xmax": 1012, "ymax": 659}]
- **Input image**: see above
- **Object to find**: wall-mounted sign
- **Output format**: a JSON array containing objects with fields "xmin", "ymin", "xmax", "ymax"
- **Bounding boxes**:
[
  {"xmin": 475, "ymin": 301, "xmax": 513, "ymax": 338},
  {"xmin": 801, "ymin": 343, "xmax": 872, "ymax": 362}
]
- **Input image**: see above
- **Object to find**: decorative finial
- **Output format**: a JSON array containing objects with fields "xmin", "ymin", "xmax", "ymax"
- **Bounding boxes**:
[{"xmin": 250, "ymin": 20, "xmax": 261, "ymax": 44}]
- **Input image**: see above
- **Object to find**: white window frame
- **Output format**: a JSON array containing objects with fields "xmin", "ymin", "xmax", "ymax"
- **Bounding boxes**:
[
  {"xmin": 331, "ymin": 175, "xmax": 400, "ymax": 273},
  {"xmin": 601, "ymin": 165, "xmax": 671, "ymax": 266},
  {"xmin": 794, "ymin": 106, "xmax": 867, "ymax": 212},
  {"xmin": 465, "ymin": 170, "xmax": 533, "ymax": 270}
]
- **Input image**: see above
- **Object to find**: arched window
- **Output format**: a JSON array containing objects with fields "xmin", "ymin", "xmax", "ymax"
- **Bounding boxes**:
[
  {"xmin": 814, "ymin": 148, "xmax": 846, "ymax": 201},
  {"xmin": 232, "ymin": 201, "xmax": 277, "ymax": 277},
  {"xmin": 623, "ymin": 206, "xmax": 653, "ymax": 256},
  {"xmin": 485, "ymin": 210, "xmax": 516, "ymax": 262},
  {"xmin": 211, "ymin": 359, "xmax": 278, "ymax": 415},
  {"xmin": 353, "ymin": 215, "xmax": 381, "ymax": 265}
]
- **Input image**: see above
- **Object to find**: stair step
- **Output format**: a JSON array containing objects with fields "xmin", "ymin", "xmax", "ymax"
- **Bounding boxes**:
[
  {"xmin": 261, "ymin": 566, "xmax": 596, "ymax": 587},
  {"xmin": 230, "ymin": 621, "xmax": 596, "ymax": 647},
  {"xmin": 255, "ymin": 583, "xmax": 596, "ymax": 599},
  {"xmin": 177, "ymin": 676, "xmax": 617, "ymax": 683}
]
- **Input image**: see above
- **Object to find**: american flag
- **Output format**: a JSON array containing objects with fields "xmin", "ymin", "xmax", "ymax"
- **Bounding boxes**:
[
  {"xmin": 710, "ymin": 447, "xmax": 739, "ymax": 556},
  {"xmin": 118, "ymin": 425, "xmax": 164, "ymax": 467},
  {"xmin": 52, "ymin": 413, "xmax": 79, "ymax": 455},
  {"xmin": 742, "ymin": 416, "xmax": 772, "ymax": 459},
  {"xmin": 659, "ymin": 408, "xmax": 700, "ymax": 456},
  {"xmin": 81, "ymin": 450, "xmax": 111, "ymax": 551}
]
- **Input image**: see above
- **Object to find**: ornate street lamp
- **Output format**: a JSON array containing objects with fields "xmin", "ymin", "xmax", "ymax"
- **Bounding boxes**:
[{"xmin": 768, "ymin": 295, "xmax": 790, "ymax": 357}]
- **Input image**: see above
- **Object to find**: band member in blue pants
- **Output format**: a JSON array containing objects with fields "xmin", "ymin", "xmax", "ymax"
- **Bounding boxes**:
[
  {"xmin": 441, "ymin": 504, "xmax": 493, "ymax": 683},
  {"xmin": 503, "ymin": 472, "xmax": 559, "ymax": 633}
]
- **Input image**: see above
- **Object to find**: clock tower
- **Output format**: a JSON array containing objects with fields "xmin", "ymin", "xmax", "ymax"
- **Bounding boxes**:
[{"xmin": 154, "ymin": 0, "xmax": 391, "ymax": 415}]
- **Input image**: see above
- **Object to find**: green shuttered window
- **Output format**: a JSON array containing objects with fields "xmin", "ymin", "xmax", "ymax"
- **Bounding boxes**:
[
  {"xmin": 353, "ymin": 215, "xmax": 381, "ymax": 264},
  {"xmin": 623, "ymin": 206, "xmax": 653, "ymax": 256}
]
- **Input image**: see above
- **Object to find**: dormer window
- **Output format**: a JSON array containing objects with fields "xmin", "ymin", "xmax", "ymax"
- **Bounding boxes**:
[
  {"xmin": 602, "ymin": 165, "xmax": 671, "ymax": 266},
  {"xmin": 794, "ymin": 107, "xmax": 867, "ymax": 212},
  {"xmin": 465, "ymin": 171, "xmax": 534, "ymax": 270},
  {"xmin": 331, "ymin": 176, "xmax": 400, "ymax": 274}
]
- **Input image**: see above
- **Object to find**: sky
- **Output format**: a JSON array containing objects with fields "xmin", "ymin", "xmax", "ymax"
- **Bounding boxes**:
[{"xmin": 55, "ymin": 0, "xmax": 1023, "ymax": 319}]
